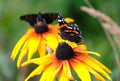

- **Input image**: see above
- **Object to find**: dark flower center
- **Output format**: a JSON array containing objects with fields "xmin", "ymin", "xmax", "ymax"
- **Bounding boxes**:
[
  {"xmin": 35, "ymin": 21, "xmax": 49, "ymax": 33},
  {"xmin": 56, "ymin": 42, "xmax": 74, "ymax": 60}
]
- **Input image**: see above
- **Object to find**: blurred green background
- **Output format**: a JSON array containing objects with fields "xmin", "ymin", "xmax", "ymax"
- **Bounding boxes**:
[{"xmin": 0, "ymin": 0, "xmax": 120, "ymax": 81}]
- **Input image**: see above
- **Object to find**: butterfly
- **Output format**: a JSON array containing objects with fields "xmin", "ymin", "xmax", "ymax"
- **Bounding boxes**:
[
  {"xmin": 20, "ymin": 13, "xmax": 58, "ymax": 33},
  {"xmin": 58, "ymin": 13, "xmax": 83, "ymax": 44},
  {"xmin": 20, "ymin": 13, "xmax": 58, "ymax": 26}
]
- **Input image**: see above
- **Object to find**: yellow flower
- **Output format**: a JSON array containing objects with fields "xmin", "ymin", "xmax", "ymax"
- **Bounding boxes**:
[
  {"xmin": 22, "ymin": 42, "xmax": 112, "ymax": 81},
  {"xmin": 11, "ymin": 24, "xmax": 60, "ymax": 68}
]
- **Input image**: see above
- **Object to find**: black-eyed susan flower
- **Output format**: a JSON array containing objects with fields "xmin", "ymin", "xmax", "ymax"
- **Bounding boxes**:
[
  {"xmin": 22, "ymin": 42, "xmax": 112, "ymax": 81},
  {"xmin": 11, "ymin": 13, "xmax": 60, "ymax": 68}
]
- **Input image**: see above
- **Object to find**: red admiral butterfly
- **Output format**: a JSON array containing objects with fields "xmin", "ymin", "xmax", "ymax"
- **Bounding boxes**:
[
  {"xmin": 20, "ymin": 13, "xmax": 58, "ymax": 33},
  {"xmin": 58, "ymin": 14, "xmax": 83, "ymax": 44}
]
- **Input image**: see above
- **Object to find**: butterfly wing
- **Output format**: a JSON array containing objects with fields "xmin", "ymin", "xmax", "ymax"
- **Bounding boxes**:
[
  {"xmin": 42, "ymin": 13, "xmax": 58, "ymax": 24},
  {"xmin": 20, "ymin": 14, "xmax": 38, "ymax": 26},
  {"xmin": 20, "ymin": 13, "xmax": 58, "ymax": 26}
]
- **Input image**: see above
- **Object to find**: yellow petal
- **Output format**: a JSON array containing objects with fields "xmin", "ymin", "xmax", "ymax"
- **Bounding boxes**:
[
  {"xmin": 62, "ymin": 60, "xmax": 74, "ymax": 80},
  {"xmin": 38, "ymin": 38, "xmax": 46, "ymax": 56},
  {"xmin": 78, "ymin": 54, "xmax": 112, "ymax": 81},
  {"xmin": 28, "ymin": 35, "xmax": 41, "ymax": 60},
  {"xmin": 58, "ymin": 39, "xmax": 77, "ymax": 48},
  {"xmin": 87, "ymin": 51, "xmax": 101, "ymax": 57},
  {"xmin": 70, "ymin": 59, "xmax": 91, "ymax": 81},
  {"xmin": 44, "ymin": 34, "xmax": 58, "ymax": 50},
  {"xmin": 17, "ymin": 41, "xmax": 28, "ymax": 68},
  {"xmin": 80, "ymin": 61, "xmax": 106, "ymax": 81},
  {"xmin": 88, "ymin": 55, "xmax": 112, "ymax": 74},
  {"xmin": 73, "ymin": 44, "xmax": 87, "ymax": 54},
  {"xmin": 26, "ymin": 28, "xmax": 35, "ymax": 35},
  {"xmin": 47, "ymin": 62, "xmax": 62, "ymax": 81},
  {"xmin": 59, "ymin": 69, "xmax": 69, "ymax": 81},
  {"xmin": 50, "ymin": 24, "xmax": 59, "ymax": 29},
  {"xmin": 39, "ymin": 71, "xmax": 46, "ymax": 81},
  {"xmin": 67, "ymin": 42, "xmax": 77, "ymax": 48},
  {"xmin": 40, "ymin": 61, "xmax": 62, "ymax": 81},
  {"xmin": 11, "ymin": 35, "xmax": 26, "ymax": 60},
  {"xmin": 22, "ymin": 54, "xmax": 55, "ymax": 66},
  {"xmin": 25, "ymin": 65, "xmax": 45, "ymax": 81},
  {"xmin": 11, "ymin": 28, "xmax": 34, "ymax": 60},
  {"xmin": 47, "ymin": 25, "xmax": 59, "ymax": 34},
  {"xmin": 64, "ymin": 18, "xmax": 74, "ymax": 23}
]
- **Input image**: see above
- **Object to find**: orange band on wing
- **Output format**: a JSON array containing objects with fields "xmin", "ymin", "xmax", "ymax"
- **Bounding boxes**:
[
  {"xmin": 64, "ymin": 30, "xmax": 79, "ymax": 34},
  {"xmin": 60, "ymin": 24, "xmax": 68, "ymax": 28}
]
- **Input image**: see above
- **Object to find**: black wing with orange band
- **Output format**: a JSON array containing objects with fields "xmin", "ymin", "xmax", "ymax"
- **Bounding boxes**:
[{"xmin": 58, "ymin": 13, "xmax": 83, "ymax": 44}]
